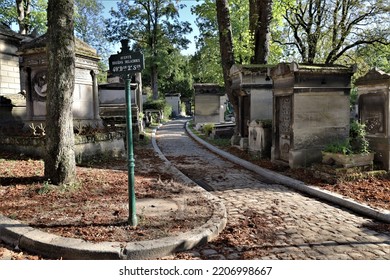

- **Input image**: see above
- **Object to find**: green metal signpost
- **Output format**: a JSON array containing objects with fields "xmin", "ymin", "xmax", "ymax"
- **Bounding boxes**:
[{"xmin": 109, "ymin": 40, "xmax": 144, "ymax": 226}]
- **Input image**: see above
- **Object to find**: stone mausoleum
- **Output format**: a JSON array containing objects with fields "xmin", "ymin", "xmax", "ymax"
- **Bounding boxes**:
[
  {"xmin": 271, "ymin": 62, "xmax": 355, "ymax": 168},
  {"xmin": 230, "ymin": 64, "xmax": 274, "ymax": 154},
  {"xmin": 17, "ymin": 33, "xmax": 101, "ymax": 127},
  {"xmin": 0, "ymin": 26, "xmax": 126, "ymax": 160},
  {"xmin": 356, "ymin": 68, "xmax": 390, "ymax": 170},
  {"xmin": 193, "ymin": 83, "xmax": 226, "ymax": 124}
]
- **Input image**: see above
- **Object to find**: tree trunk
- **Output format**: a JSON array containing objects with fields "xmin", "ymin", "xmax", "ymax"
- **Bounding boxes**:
[
  {"xmin": 45, "ymin": 0, "xmax": 76, "ymax": 185},
  {"xmin": 215, "ymin": 0, "xmax": 238, "ymax": 128},
  {"xmin": 249, "ymin": 0, "xmax": 273, "ymax": 64},
  {"xmin": 15, "ymin": 0, "xmax": 31, "ymax": 35},
  {"xmin": 151, "ymin": 62, "xmax": 159, "ymax": 100}
]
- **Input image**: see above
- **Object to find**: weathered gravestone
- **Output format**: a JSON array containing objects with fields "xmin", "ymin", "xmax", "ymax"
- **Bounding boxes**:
[
  {"xmin": 356, "ymin": 68, "xmax": 390, "ymax": 170},
  {"xmin": 271, "ymin": 62, "xmax": 355, "ymax": 168}
]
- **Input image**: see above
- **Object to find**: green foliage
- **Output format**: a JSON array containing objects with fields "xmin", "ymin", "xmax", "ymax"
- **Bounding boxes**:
[
  {"xmin": 191, "ymin": 0, "xmax": 285, "ymax": 83},
  {"xmin": 202, "ymin": 123, "xmax": 214, "ymax": 136},
  {"xmin": 0, "ymin": 0, "xmax": 111, "ymax": 63},
  {"xmin": 97, "ymin": 61, "xmax": 108, "ymax": 83},
  {"xmin": 190, "ymin": 45, "xmax": 224, "ymax": 84},
  {"xmin": 324, "ymin": 120, "xmax": 371, "ymax": 155},
  {"xmin": 230, "ymin": 0, "xmax": 253, "ymax": 64},
  {"xmin": 0, "ymin": 0, "xmax": 16, "ymax": 27},
  {"xmin": 323, "ymin": 139, "xmax": 352, "ymax": 155},
  {"xmin": 74, "ymin": 0, "xmax": 112, "ymax": 63},
  {"xmin": 30, "ymin": 0, "xmax": 47, "ymax": 35},
  {"xmin": 353, "ymin": 44, "xmax": 390, "ymax": 75},
  {"xmin": 190, "ymin": 0, "xmax": 227, "ymax": 84},
  {"xmin": 350, "ymin": 87, "xmax": 358, "ymax": 106},
  {"xmin": 280, "ymin": 0, "xmax": 389, "ymax": 65},
  {"xmin": 158, "ymin": 49, "xmax": 194, "ymax": 100},
  {"xmin": 37, "ymin": 180, "xmax": 52, "ymax": 194},
  {"xmin": 143, "ymin": 99, "xmax": 167, "ymax": 111},
  {"xmin": 349, "ymin": 120, "xmax": 370, "ymax": 154},
  {"xmin": 104, "ymin": 0, "xmax": 192, "ymax": 99},
  {"xmin": 143, "ymin": 99, "xmax": 172, "ymax": 120},
  {"xmin": 0, "ymin": 0, "xmax": 47, "ymax": 35},
  {"xmin": 163, "ymin": 104, "xmax": 172, "ymax": 120}
]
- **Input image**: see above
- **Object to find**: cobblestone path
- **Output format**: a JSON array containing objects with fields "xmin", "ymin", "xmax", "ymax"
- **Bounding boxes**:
[{"xmin": 156, "ymin": 119, "xmax": 390, "ymax": 260}]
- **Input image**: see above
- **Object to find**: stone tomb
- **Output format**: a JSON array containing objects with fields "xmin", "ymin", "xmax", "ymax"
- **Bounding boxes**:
[
  {"xmin": 356, "ymin": 68, "xmax": 390, "ymax": 170},
  {"xmin": 230, "ymin": 64, "xmax": 273, "ymax": 152},
  {"xmin": 165, "ymin": 92, "xmax": 181, "ymax": 117},
  {"xmin": 193, "ymin": 83, "xmax": 226, "ymax": 124},
  {"xmin": 17, "ymin": 34, "xmax": 101, "ymax": 126},
  {"xmin": 98, "ymin": 82, "xmax": 141, "ymax": 135},
  {"xmin": 271, "ymin": 62, "xmax": 355, "ymax": 168}
]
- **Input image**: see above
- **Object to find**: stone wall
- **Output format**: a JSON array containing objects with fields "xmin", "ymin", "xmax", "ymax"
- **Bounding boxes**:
[
  {"xmin": 0, "ymin": 46, "xmax": 20, "ymax": 96},
  {"xmin": 0, "ymin": 24, "xmax": 23, "ymax": 96}
]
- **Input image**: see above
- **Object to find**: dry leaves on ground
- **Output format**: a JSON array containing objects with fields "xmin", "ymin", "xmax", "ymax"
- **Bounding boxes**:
[
  {"xmin": 224, "ymin": 146, "xmax": 390, "ymax": 212},
  {"xmin": 0, "ymin": 145, "xmax": 213, "ymax": 245}
]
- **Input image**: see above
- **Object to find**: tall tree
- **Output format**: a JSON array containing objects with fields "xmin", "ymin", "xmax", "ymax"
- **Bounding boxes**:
[
  {"xmin": 74, "ymin": 0, "xmax": 111, "ymax": 60},
  {"xmin": 0, "ymin": 0, "xmax": 46, "ymax": 35},
  {"xmin": 105, "ymin": 0, "xmax": 192, "ymax": 100},
  {"xmin": 15, "ymin": 0, "xmax": 31, "ymax": 34},
  {"xmin": 0, "ymin": 0, "xmax": 17, "ymax": 27},
  {"xmin": 191, "ymin": 0, "xmax": 224, "ymax": 84},
  {"xmin": 249, "ymin": 0, "xmax": 273, "ymax": 64},
  {"xmin": 74, "ymin": 0, "xmax": 111, "ymax": 82},
  {"xmin": 280, "ymin": 0, "xmax": 389, "ymax": 64},
  {"xmin": 215, "ymin": 0, "xmax": 238, "ymax": 124},
  {"xmin": 191, "ymin": 0, "xmax": 281, "ymax": 82},
  {"xmin": 45, "ymin": 0, "xmax": 76, "ymax": 185},
  {"xmin": 158, "ymin": 49, "xmax": 193, "ymax": 100}
]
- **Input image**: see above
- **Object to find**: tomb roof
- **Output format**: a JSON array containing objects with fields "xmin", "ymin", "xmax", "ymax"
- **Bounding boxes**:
[
  {"xmin": 356, "ymin": 68, "xmax": 390, "ymax": 85},
  {"xmin": 0, "ymin": 23, "xmax": 24, "ymax": 43},
  {"xmin": 271, "ymin": 62, "xmax": 356, "ymax": 77},
  {"xmin": 18, "ymin": 33, "xmax": 100, "ymax": 60},
  {"xmin": 230, "ymin": 64, "xmax": 274, "ymax": 75}
]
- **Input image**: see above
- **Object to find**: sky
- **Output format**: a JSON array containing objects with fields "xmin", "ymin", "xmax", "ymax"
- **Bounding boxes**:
[{"xmin": 100, "ymin": 0, "xmax": 200, "ymax": 55}]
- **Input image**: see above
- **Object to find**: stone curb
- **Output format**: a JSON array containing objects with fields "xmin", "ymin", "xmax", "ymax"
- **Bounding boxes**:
[
  {"xmin": 185, "ymin": 122, "xmax": 390, "ymax": 224},
  {"xmin": 0, "ymin": 128, "xmax": 227, "ymax": 260}
]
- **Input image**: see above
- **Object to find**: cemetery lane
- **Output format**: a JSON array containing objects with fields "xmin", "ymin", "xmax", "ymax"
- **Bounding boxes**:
[{"xmin": 156, "ymin": 119, "xmax": 390, "ymax": 260}]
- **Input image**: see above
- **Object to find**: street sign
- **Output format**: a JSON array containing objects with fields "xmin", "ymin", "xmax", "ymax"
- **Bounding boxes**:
[
  {"xmin": 107, "ymin": 40, "xmax": 144, "ymax": 226},
  {"xmin": 109, "ymin": 51, "xmax": 144, "ymax": 76}
]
